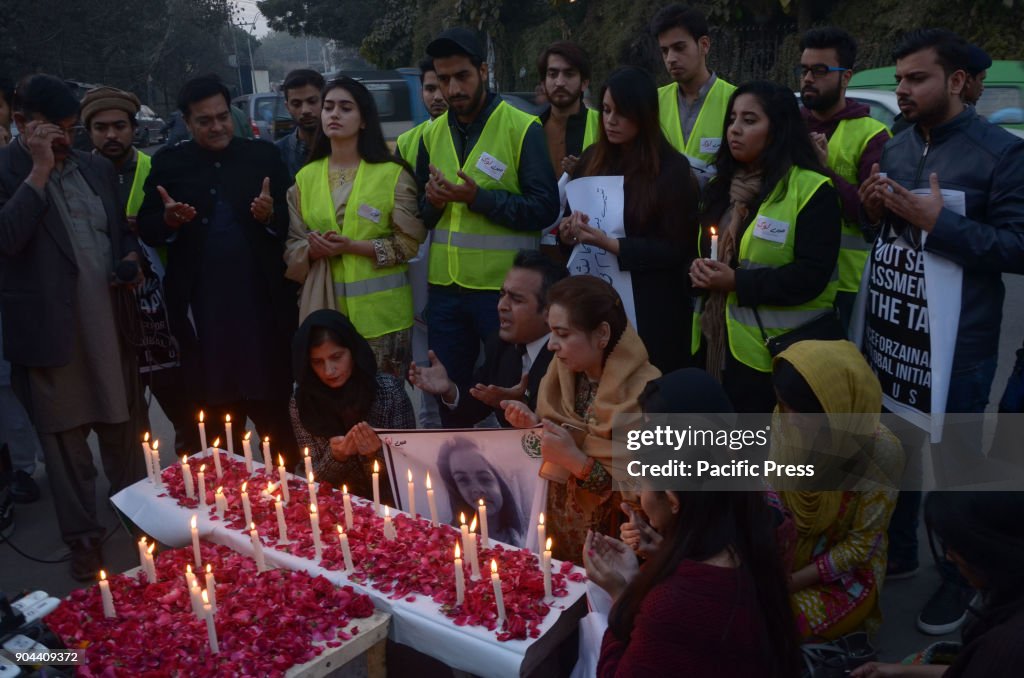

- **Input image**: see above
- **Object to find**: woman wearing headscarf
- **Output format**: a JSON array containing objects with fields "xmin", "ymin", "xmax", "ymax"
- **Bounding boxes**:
[
  {"xmin": 770, "ymin": 340, "xmax": 904, "ymax": 640},
  {"xmin": 289, "ymin": 309, "xmax": 414, "ymax": 501}
]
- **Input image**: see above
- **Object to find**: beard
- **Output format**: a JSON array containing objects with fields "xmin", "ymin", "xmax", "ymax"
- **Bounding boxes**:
[{"xmin": 801, "ymin": 84, "xmax": 841, "ymax": 112}]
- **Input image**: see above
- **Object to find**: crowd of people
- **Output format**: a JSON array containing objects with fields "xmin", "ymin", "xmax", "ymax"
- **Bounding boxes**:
[{"xmin": 1, "ymin": 3, "xmax": 1023, "ymax": 675}]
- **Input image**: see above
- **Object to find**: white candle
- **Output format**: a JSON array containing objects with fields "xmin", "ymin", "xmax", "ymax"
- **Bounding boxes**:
[
  {"xmin": 185, "ymin": 564, "xmax": 196, "ymax": 591},
  {"xmin": 98, "ymin": 570, "xmax": 116, "ymax": 618},
  {"xmin": 478, "ymin": 498, "xmax": 489, "ymax": 549},
  {"xmin": 250, "ymin": 522, "xmax": 266, "ymax": 573},
  {"xmin": 342, "ymin": 485, "xmax": 353, "ymax": 530},
  {"xmin": 490, "ymin": 559, "xmax": 505, "ymax": 628},
  {"xmin": 303, "ymin": 447, "xmax": 313, "ymax": 478},
  {"xmin": 307, "ymin": 472, "xmax": 317, "ymax": 508},
  {"xmin": 454, "ymin": 542, "xmax": 465, "ymax": 606},
  {"xmin": 198, "ymin": 411, "xmax": 207, "ymax": 452},
  {"xmin": 309, "ymin": 503, "xmax": 323, "ymax": 560},
  {"xmin": 537, "ymin": 512, "xmax": 546, "ymax": 555},
  {"xmin": 241, "ymin": 482, "xmax": 253, "ymax": 527},
  {"xmin": 190, "ymin": 514, "xmax": 202, "ymax": 569},
  {"xmin": 204, "ymin": 564, "xmax": 217, "ymax": 614},
  {"xmin": 210, "ymin": 436, "xmax": 222, "ymax": 481},
  {"xmin": 278, "ymin": 455, "xmax": 290, "ymax": 504},
  {"xmin": 150, "ymin": 440, "xmax": 163, "ymax": 489},
  {"xmin": 190, "ymin": 581, "xmax": 203, "ymax": 619},
  {"xmin": 426, "ymin": 472, "xmax": 438, "ymax": 527},
  {"xmin": 144, "ymin": 542, "xmax": 156, "ymax": 584},
  {"xmin": 275, "ymin": 496, "xmax": 290, "ymax": 543},
  {"xmin": 467, "ymin": 515, "xmax": 480, "ymax": 580},
  {"xmin": 202, "ymin": 589, "xmax": 219, "ymax": 654},
  {"xmin": 542, "ymin": 537, "xmax": 553, "ymax": 599},
  {"xmin": 337, "ymin": 525, "xmax": 354, "ymax": 571},
  {"xmin": 197, "ymin": 464, "xmax": 207, "ymax": 508},
  {"xmin": 137, "ymin": 536, "xmax": 148, "ymax": 574},
  {"xmin": 142, "ymin": 432, "xmax": 154, "ymax": 483},
  {"xmin": 181, "ymin": 455, "xmax": 195, "ymax": 499},
  {"xmin": 371, "ymin": 460, "xmax": 381, "ymax": 516},
  {"xmin": 242, "ymin": 431, "xmax": 254, "ymax": 473},
  {"xmin": 262, "ymin": 437, "xmax": 273, "ymax": 476},
  {"xmin": 185, "ymin": 566, "xmax": 199, "ymax": 615},
  {"xmin": 383, "ymin": 505, "xmax": 394, "ymax": 541},
  {"xmin": 709, "ymin": 225, "xmax": 719, "ymax": 261},
  {"xmin": 407, "ymin": 469, "xmax": 416, "ymax": 517},
  {"xmin": 224, "ymin": 415, "xmax": 234, "ymax": 457},
  {"xmin": 215, "ymin": 486, "xmax": 227, "ymax": 520}
]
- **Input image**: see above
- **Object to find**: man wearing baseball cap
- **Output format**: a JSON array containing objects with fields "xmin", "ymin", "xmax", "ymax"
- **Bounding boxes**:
[{"xmin": 416, "ymin": 28, "xmax": 559, "ymax": 425}]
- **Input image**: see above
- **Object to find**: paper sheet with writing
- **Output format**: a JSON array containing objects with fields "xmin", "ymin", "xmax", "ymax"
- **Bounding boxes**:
[{"xmin": 564, "ymin": 176, "xmax": 637, "ymax": 327}]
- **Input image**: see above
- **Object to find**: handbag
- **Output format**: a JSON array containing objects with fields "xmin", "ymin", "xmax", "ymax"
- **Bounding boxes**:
[
  {"xmin": 801, "ymin": 632, "xmax": 878, "ymax": 678},
  {"xmin": 753, "ymin": 306, "xmax": 845, "ymax": 357}
]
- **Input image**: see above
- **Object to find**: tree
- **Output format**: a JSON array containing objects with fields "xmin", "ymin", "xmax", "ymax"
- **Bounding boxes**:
[{"xmin": 257, "ymin": 0, "xmax": 381, "ymax": 45}]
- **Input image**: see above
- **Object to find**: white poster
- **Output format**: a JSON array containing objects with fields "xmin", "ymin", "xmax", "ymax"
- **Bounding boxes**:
[
  {"xmin": 564, "ymin": 176, "xmax": 638, "ymax": 327},
  {"xmin": 381, "ymin": 428, "xmax": 547, "ymax": 550}
]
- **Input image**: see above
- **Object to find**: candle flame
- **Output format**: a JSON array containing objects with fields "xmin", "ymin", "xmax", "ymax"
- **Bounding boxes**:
[
  {"xmin": 407, "ymin": 468, "xmax": 413, "ymax": 482},
  {"xmin": 225, "ymin": 414, "xmax": 231, "ymax": 423},
  {"xmin": 199, "ymin": 464, "xmax": 206, "ymax": 472},
  {"xmin": 206, "ymin": 563, "xmax": 211, "ymax": 574},
  {"xmin": 455, "ymin": 542, "xmax": 461, "ymax": 558},
  {"xmin": 491, "ymin": 559, "xmax": 498, "ymax": 575},
  {"xmin": 152, "ymin": 440, "xmax": 159, "ymax": 451},
  {"xmin": 216, "ymin": 486, "xmax": 223, "ymax": 494},
  {"xmin": 140, "ymin": 535, "xmax": 147, "ymax": 546},
  {"xmin": 304, "ymin": 446, "xmax": 309, "ymax": 458},
  {"xmin": 373, "ymin": 459, "xmax": 379, "ymax": 473},
  {"xmin": 538, "ymin": 512, "xmax": 544, "ymax": 526},
  {"xmin": 265, "ymin": 482, "xmax": 277, "ymax": 495},
  {"xmin": 275, "ymin": 493, "xmax": 282, "ymax": 505},
  {"xmin": 212, "ymin": 437, "xmax": 220, "ymax": 448},
  {"xmin": 191, "ymin": 515, "xmax": 197, "ymax": 529},
  {"xmin": 182, "ymin": 454, "xmax": 188, "ymax": 464},
  {"xmin": 278, "ymin": 454, "xmax": 284, "ymax": 467},
  {"xmin": 100, "ymin": 569, "xmax": 107, "ymax": 581},
  {"xmin": 264, "ymin": 436, "xmax": 269, "ymax": 444},
  {"xmin": 342, "ymin": 484, "xmax": 348, "ymax": 494},
  {"xmin": 201, "ymin": 589, "xmax": 209, "ymax": 604},
  {"xmin": 199, "ymin": 410, "xmax": 205, "ymax": 423},
  {"xmin": 250, "ymin": 522, "xmax": 256, "ymax": 531},
  {"xmin": 546, "ymin": 537, "xmax": 552, "ymax": 551},
  {"xmin": 460, "ymin": 512, "xmax": 466, "ymax": 525},
  {"xmin": 244, "ymin": 431, "xmax": 251, "ymax": 441},
  {"xmin": 187, "ymin": 564, "xmax": 193, "ymax": 574},
  {"xmin": 478, "ymin": 498, "xmax": 485, "ymax": 507},
  {"xmin": 143, "ymin": 431, "xmax": 150, "ymax": 443},
  {"xmin": 710, "ymin": 225, "xmax": 717, "ymax": 236},
  {"xmin": 310, "ymin": 503, "xmax": 317, "ymax": 515},
  {"xmin": 337, "ymin": 524, "xmax": 344, "ymax": 535},
  {"xmin": 241, "ymin": 481, "xmax": 248, "ymax": 492},
  {"xmin": 147, "ymin": 543, "xmax": 155, "ymax": 555},
  {"xmin": 425, "ymin": 472, "xmax": 432, "ymax": 490},
  {"xmin": 470, "ymin": 515, "xmax": 478, "ymax": 532},
  {"xmin": 384, "ymin": 505, "xmax": 391, "ymax": 518}
]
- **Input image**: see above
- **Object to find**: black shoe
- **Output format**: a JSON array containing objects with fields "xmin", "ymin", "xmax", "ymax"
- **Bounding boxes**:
[
  {"xmin": 10, "ymin": 470, "xmax": 40, "ymax": 504},
  {"xmin": 70, "ymin": 539, "xmax": 104, "ymax": 583},
  {"xmin": 917, "ymin": 579, "xmax": 974, "ymax": 635}
]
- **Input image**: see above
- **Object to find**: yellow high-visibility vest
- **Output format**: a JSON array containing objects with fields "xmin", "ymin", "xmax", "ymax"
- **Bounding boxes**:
[{"xmin": 657, "ymin": 77, "xmax": 736, "ymax": 168}]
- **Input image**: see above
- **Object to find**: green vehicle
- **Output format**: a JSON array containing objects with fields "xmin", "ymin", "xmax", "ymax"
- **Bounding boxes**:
[{"xmin": 849, "ymin": 60, "xmax": 1024, "ymax": 133}]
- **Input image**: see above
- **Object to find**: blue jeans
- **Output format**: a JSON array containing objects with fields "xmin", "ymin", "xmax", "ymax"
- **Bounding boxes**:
[{"xmin": 426, "ymin": 284, "xmax": 499, "ymax": 423}]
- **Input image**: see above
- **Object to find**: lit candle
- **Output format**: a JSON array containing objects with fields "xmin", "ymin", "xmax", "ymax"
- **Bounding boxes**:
[
  {"xmin": 215, "ymin": 486, "xmax": 227, "ymax": 520},
  {"xmin": 204, "ymin": 564, "xmax": 217, "ymax": 614},
  {"xmin": 150, "ymin": 440, "xmax": 163, "ymax": 489},
  {"xmin": 197, "ymin": 411, "xmax": 207, "ymax": 452},
  {"xmin": 277, "ymin": 454, "xmax": 290, "ymax": 504},
  {"xmin": 542, "ymin": 537, "xmax": 553, "ymax": 599},
  {"xmin": 181, "ymin": 455, "xmax": 195, "ymax": 499},
  {"xmin": 241, "ymin": 481, "xmax": 252, "ymax": 527},
  {"xmin": 190, "ymin": 514, "xmax": 202, "ymax": 569},
  {"xmin": 98, "ymin": 570, "xmax": 116, "ymax": 618},
  {"xmin": 303, "ymin": 447, "xmax": 313, "ymax": 478},
  {"xmin": 137, "ymin": 536, "xmax": 148, "ymax": 574},
  {"xmin": 307, "ymin": 472, "xmax": 317, "ymax": 508},
  {"xmin": 250, "ymin": 522, "xmax": 266, "ymax": 573},
  {"xmin": 342, "ymin": 484, "xmax": 353, "ymax": 530},
  {"xmin": 337, "ymin": 525, "xmax": 354, "ymax": 571},
  {"xmin": 383, "ymin": 505, "xmax": 394, "ymax": 541},
  {"xmin": 144, "ymin": 542, "xmax": 156, "ymax": 584},
  {"xmin": 242, "ymin": 431, "xmax": 254, "ymax": 473},
  {"xmin": 210, "ymin": 436, "xmax": 222, "ymax": 481},
  {"xmin": 467, "ymin": 515, "xmax": 480, "ymax": 580},
  {"xmin": 275, "ymin": 495, "xmax": 290, "ymax": 544},
  {"xmin": 372, "ymin": 460, "xmax": 381, "ymax": 516},
  {"xmin": 262, "ymin": 436, "xmax": 273, "ymax": 476},
  {"xmin": 224, "ymin": 415, "xmax": 234, "ymax": 457},
  {"xmin": 142, "ymin": 432, "xmax": 154, "ymax": 483},
  {"xmin": 407, "ymin": 469, "xmax": 416, "ymax": 517},
  {"xmin": 454, "ymin": 542, "xmax": 465, "ymax": 606},
  {"xmin": 197, "ymin": 464, "xmax": 207, "ymax": 508},
  {"xmin": 709, "ymin": 225, "xmax": 719, "ymax": 261},
  {"xmin": 202, "ymin": 589, "xmax": 219, "ymax": 654},
  {"xmin": 478, "ymin": 498, "xmax": 489, "ymax": 548},
  {"xmin": 185, "ymin": 563, "xmax": 197, "ymax": 591},
  {"xmin": 310, "ymin": 503, "xmax": 322, "ymax": 560},
  {"xmin": 426, "ymin": 472, "xmax": 438, "ymax": 526},
  {"xmin": 490, "ymin": 559, "xmax": 505, "ymax": 628},
  {"xmin": 190, "ymin": 581, "xmax": 204, "ymax": 620},
  {"xmin": 537, "ymin": 512, "xmax": 546, "ymax": 555}
]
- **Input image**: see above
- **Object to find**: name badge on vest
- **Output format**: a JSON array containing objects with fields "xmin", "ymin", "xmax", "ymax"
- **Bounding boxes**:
[
  {"xmin": 475, "ymin": 152, "xmax": 507, "ymax": 182},
  {"xmin": 752, "ymin": 215, "xmax": 790, "ymax": 244},
  {"xmin": 357, "ymin": 203, "xmax": 382, "ymax": 224},
  {"xmin": 699, "ymin": 137, "xmax": 722, "ymax": 155}
]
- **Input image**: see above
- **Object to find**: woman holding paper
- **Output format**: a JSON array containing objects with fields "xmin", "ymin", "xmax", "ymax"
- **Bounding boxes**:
[
  {"xmin": 289, "ymin": 310, "xmax": 413, "ymax": 501},
  {"xmin": 689, "ymin": 80, "xmax": 841, "ymax": 413},
  {"xmin": 502, "ymin": 276, "xmax": 659, "ymax": 563},
  {"xmin": 284, "ymin": 77, "xmax": 425, "ymax": 377},
  {"xmin": 557, "ymin": 66, "xmax": 700, "ymax": 374}
]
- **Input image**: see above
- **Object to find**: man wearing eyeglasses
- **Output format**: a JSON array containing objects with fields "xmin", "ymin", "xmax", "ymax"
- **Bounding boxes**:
[
  {"xmin": 798, "ymin": 28, "xmax": 891, "ymax": 332},
  {"xmin": 0, "ymin": 74, "xmax": 147, "ymax": 581}
]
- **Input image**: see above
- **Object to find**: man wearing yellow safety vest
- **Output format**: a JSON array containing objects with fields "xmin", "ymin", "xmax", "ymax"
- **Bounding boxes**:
[
  {"xmin": 80, "ymin": 86, "xmax": 197, "ymax": 454},
  {"xmin": 536, "ymin": 41, "xmax": 600, "ymax": 177},
  {"xmin": 651, "ymin": 5, "xmax": 736, "ymax": 187},
  {"xmin": 798, "ymin": 28, "xmax": 890, "ymax": 331},
  {"xmin": 416, "ymin": 28, "xmax": 560, "ymax": 425}
]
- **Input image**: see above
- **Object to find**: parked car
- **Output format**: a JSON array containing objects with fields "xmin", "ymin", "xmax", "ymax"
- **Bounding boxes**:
[
  {"xmin": 844, "ymin": 89, "xmax": 900, "ymax": 129},
  {"xmin": 134, "ymin": 105, "xmax": 166, "ymax": 146},
  {"xmin": 232, "ymin": 92, "xmax": 295, "ymax": 141}
]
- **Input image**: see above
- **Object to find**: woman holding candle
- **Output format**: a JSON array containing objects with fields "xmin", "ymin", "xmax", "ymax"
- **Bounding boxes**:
[
  {"xmin": 284, "ymin": 76, "xmax": 425, "ymax": 377},
  {"xmin": 689, "ymin": 80, "xmax": 842, "ymax": 413},
  {"xmin": 503, "ymin": 277, "xmax": 659, "ymax": 563},
  {"xmin": 290, "ymin": 309, "xmax": 413, "ymax": 502},
  {"xmin": 557, "ymin": 66, "xmax": 699, "ymax": 374}
]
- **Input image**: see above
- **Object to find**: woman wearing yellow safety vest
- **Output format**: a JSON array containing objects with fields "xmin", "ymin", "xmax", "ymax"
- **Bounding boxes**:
[
  {"xmin": 285, "ymin": 77, "xmax": 426, "ymax": 377},
  {"xmin": 690, "ymin": 81, "xmax": 842, "ymax": 413}
]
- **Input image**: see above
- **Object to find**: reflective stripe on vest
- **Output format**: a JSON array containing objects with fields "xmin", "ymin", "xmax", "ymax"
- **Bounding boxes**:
[
  {"xmin": 397, "ymin": 119, "xmax": 432, "ymax": 168},
  {"xmin": 295, "ymin": 157, "xmax": 413, "ymax": 338},
  {"xmin": 424, "ymin": 100, "xmax": 539, "ymax": 290},
  {"xmin": 726, "ymin": 166, "xmax": 838, "ymax": 372},
  {"xmin": 657, "ymin": 78, "xmax": 736, "ymax": 167},
  {"xmin": 827, "ymin": 116, "xmax": 891, "ymax": 292},
  {"xmin": 126, "ymin": 150, "xmax": 151, "ymax": 218},
  {"xmin": 582, "ymin": 108, "xmax": 600, "ymax": 150}
]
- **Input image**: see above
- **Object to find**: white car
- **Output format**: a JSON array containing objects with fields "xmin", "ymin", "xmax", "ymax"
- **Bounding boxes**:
[{"xmin": 844, "ymin": 89, "xmax": 901, "ymax": 129}]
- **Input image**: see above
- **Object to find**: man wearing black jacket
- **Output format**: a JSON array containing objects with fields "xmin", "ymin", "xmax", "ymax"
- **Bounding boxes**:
[{"xmin": 408, "ymin": 250, "xmax": 566, "ymax": 427}]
